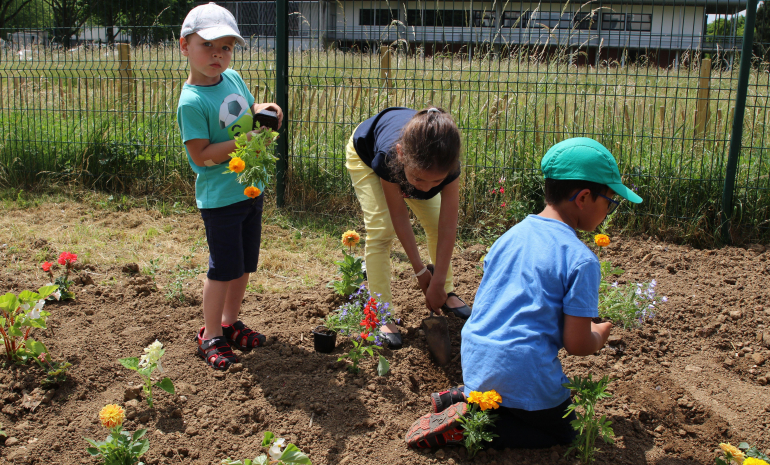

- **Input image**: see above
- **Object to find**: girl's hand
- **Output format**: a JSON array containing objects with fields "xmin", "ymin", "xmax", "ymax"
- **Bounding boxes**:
[
  {"xmin": 416, "ymin": 267, "xmax": 432, "ymax": 295},
  {"xmin": 425, "ymin": 280, "xmax": 448, "ymax": 313}
]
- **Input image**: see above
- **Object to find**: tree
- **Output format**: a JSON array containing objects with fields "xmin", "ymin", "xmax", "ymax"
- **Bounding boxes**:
[
  {"xmin": 42, "ymin": 0, "xmax": 90, "ymax": 47},
  {"xmin": 707, "ymin": 15, "xmax": 745, "ymax": 37},
  {"xmin": 0, "ymin": 0, "xmax": 34, "ymax": 29},
  {"xmin": 755, "ymin": 1, "xmax": 770, "ymax": 62}
]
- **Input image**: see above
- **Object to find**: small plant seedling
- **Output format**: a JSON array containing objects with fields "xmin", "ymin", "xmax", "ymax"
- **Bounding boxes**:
[
  {"xmin": 222, "ymin": 431, "xmax": 311, "ymax": 465},
  {"xmin": 118, "ymin": 340, "xmax": 174, "ymax": 408},
  {"xmin": 563, "ymin": 374, "xmax": 615, "ymax": 464}
]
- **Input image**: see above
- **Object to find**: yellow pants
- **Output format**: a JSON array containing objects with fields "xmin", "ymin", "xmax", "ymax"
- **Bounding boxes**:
[{"xmin": 345, "ymin": 134, "xmax": 453, "ymax": 305}]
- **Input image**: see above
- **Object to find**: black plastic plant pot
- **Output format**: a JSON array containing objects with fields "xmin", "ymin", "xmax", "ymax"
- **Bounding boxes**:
[{"xmin": 312, "ymin": 325, "xmax": 337, "ymax": 353}]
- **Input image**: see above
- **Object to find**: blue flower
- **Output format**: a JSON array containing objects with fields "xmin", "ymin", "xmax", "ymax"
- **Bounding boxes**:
[{"xmin": 661, "ymin": 296, "xmax": 668, "ymax": 302}]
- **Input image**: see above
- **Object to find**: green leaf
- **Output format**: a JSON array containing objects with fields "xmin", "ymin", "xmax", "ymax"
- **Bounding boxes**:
[
  {"xmin": 26, "ymin": 339, "xmax": 47, "ymax": 357},
  {"xmin": 261, "ymin": 431, "xmax": 275, "ymax": 447},
  {"xmin": 253, "ymin": 456, "xmax": 269, "ymax": 465},
  {"xmin": 135, "ymin": 438, "xmax": 150, "ymax": 456},
  {"xmin": 132, "ymin": 429, "xmax": 147, "ymax": 441},
  {"xmin": 118, "ymin": 357, "xmax": 140, "ymax": 371},
  {"xmin": 376, "ymin": 355, "xmax": 390, "ymax": 376},
  {"xmin": 155, "ymin": 377, "xmax": 175, "ymax": 394},
  {"xmin": 0, "ymin": 294, "xmax": 19, "ymax": 311},
  {"xmin": 18, "ymin": 290, "xmax": 38, "ymax": 302},
  {"xmin": 279, "ymin": 444, "xmax": 312, "ymax": 464},
  {"xmin": 84, "ymin": 438, "xmax": 100, "ymax": 448},
  {"xmin": 86, "ymin": 447, "xmax": 100, "ymax": 456},
  {"xmin": 37, "ymin": 285, "xmax": 58, "ymax": 299},
  {"xmin": 8, "ymin": 326, "xmax": 23, "ymax": 337}
]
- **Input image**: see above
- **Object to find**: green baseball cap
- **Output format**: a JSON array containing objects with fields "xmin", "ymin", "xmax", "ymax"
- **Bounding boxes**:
[{"xmin": 541, "ymin": 137, "xmax": 643, "ymax": 204}]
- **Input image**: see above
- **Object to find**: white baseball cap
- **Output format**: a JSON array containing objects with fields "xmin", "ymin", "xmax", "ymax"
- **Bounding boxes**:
[{"xmin": 181, "ymin": 2, "xmax": 245, "ymax": 47}]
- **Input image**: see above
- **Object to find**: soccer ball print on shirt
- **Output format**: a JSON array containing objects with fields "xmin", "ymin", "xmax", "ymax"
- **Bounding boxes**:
[{"xmin": 219, "ymin": 93, "xmax": 251, "ymax": 139}]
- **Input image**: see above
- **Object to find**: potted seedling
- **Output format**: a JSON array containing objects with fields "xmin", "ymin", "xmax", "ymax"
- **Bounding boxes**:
[{"xmin": 311, "ymin": 325, "xmax": 337, "ymax": 353}]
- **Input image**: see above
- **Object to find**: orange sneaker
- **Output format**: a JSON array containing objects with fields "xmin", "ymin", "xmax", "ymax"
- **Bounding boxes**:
[{"xmin": 405, "ymin": 402, "xmax": 467, "ymax": 448}]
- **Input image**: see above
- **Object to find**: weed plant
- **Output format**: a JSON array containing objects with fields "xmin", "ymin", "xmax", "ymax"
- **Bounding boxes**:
[{"xmin": 563, "ymin": 374, "xmax": 615, "ymax": 464}]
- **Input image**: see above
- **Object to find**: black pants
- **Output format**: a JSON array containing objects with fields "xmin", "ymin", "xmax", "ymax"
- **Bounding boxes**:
[{"xmin": 489, "ymin": 397, "xmax": 577, "ymax": 450}]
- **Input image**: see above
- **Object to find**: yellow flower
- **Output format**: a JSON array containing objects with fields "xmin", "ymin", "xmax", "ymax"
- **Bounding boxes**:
[
  {"xmin": 594, "ymin": 234, "xmax": 610, "ymax": 247},
  {"xmin": 720, "ymin": 443, "xmax": 745, "ymax": 463},
  {"xmin": 244, "ymin": 186, "xmax": 261, "ymax": 198},
  {"xmin": 229, "ymin": 157, "xmax": 245, "ymax": 173},
  {"xmin": 341, "ymin": 230, "xmax": 360, "ymax": 248},
  {"xmin": 744, "ymin": 458, "xmax": 769, "ymax": 465},
  {"xmin": 467, "ymin": 391, "xmax": 484, "ymax": 406},
  {"xmin": 479, "ymin": 390, "xmax": 502, "ymax": 411},
  {"xmin": 99, "ymin": 404, "xmax": 125, "ymax": 429}
]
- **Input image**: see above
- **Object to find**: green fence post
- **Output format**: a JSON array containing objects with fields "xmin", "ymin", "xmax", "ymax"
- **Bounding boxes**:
[
  {"xmin": 275, "ymin": 0, "xmax": 289, "ymax": 208},
  {"xmin": 722, "ymin": 0, "xmax": 758, "ymax": 244}
]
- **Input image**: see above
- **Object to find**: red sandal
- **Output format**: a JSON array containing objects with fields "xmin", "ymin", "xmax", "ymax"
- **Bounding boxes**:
[
  {"xmin": 405, "ymin": 402, "xmax": 467, "ymax": 448},
  {"xmin": 222, "ymin": 321, "xmax": 266, "ymax": 351},
  {"xmin": 196, "ymin": 327, "xmax": 238, "ymax": 370}
]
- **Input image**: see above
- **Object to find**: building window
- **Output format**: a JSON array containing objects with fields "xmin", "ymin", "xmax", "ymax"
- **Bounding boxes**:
[
  {"xmin": 529, "ymin": 11, "xmax": 571, "ymax": 29},
  {"xmin": 407, "ymin": 9, "xmax": 469, "ymax": 27},
  {"xmin": 627, "ymin": 14, "xmax": 652, "ymax": 32},
  {"xmin": 574, "ymin": 12, "xmax": 598, "ymax": 30},
  {"xmin": 360, "ymin": 9, "xmax": 396, "ymax": 26},
  {"xmin": 473, "ymin": 11, "xmax": 495, "ymax": 27},
  {"xmin": 601, "ymin": 13, "xmax": 625, "ymax": 30},
  {"xmin": 502, "ymin": 11, "xmax": 525, "ymax": 28}
]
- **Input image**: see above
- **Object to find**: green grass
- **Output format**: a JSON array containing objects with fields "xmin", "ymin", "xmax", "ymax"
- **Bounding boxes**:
[{"xmin": 1, "ymin": 43, "xmax": 769, "ymax": 244}]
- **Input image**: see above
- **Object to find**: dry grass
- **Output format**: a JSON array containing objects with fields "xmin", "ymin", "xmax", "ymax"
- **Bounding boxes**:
[{"xmin": 0, "ymin": 190, "xmax": 426, "ymax": 295}]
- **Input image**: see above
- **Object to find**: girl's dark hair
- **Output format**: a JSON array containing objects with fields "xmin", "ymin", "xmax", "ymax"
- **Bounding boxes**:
[
  {"xmin": 386, "ymin": 107, "xmax": 462, "ymax": 193},
  {"xmin": 544, "ymin": 178, "xmax": 608, "ymax": 205}
]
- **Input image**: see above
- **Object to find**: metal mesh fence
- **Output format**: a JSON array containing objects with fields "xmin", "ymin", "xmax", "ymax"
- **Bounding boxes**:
[{"xmin": 0, "ymin": 0, "xmax": 767, "ymax": 242}]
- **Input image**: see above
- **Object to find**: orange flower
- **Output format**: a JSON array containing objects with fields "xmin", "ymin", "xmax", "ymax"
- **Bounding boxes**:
[
  {"xmin": 341, "ymin": 230, "xmax": 360, "ymax": 248},
  {"xmin": 244, "ymin": 186, "xmax": 261, "ymax": 198},
  {"xmin": 594, "ymin": 234, "xmax": 610, "ymax": 247},
  {"xmin": 229, "ymin": 157, "xmax": 245, "ymax": 173},
  {"xmin": 479, "ymin": 390, "xmax": 502, "ymax": 411},
  {"xmin": 99, "ymin": 404, "xmax": 125, "ymax": 429},
  {"xmin": 719, "ymin": 443, "xmax": 745, "ymax": 464},
  {"xmin": 467, "ymin": 391, "xmax": 484, "ymax": 405}
]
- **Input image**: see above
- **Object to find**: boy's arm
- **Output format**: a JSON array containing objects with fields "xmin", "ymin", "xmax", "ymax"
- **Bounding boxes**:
[
  {"xmin": 563, "ymin": 315, "xmax": 612, "ymax": 356},
  {"xmin": 185, "ymin": 139, "xmax": 240, "ymax": 167}
]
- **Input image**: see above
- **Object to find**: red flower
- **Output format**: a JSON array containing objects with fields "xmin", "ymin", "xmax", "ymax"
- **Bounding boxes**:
[
  {"xmin": 501, "ymin": 202, "xmax": 506, "ymax": 207},
  {"xmin": 42, "ymin": 262, "xmax": 52, "ymax": 272},
  {"xmin": 499, "ymin": 187, "xmax": 505, "ymax": 194},
  {"xmin": 360, "ymin": 332, "xmax": 369, "ymax": 339},
  {"xmin": 58, "ymin": 252, "xmax": 77, "ymax": 266}
]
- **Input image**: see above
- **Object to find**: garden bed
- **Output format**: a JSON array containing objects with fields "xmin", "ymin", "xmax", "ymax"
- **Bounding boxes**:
[{"xmin": 0, "ymin": 205, "xmax": 769, "ymax": 464}]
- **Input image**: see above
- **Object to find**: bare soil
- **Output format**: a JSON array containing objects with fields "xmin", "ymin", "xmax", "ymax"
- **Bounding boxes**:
[{"xmin": 1, "ymin": 208, "xmax": 770, "ymax": 465}]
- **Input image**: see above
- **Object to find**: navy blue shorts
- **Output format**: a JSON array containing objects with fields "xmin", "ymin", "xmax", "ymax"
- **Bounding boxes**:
[
  {"xmin": 489, "ymin": 397, "xmax": 577, "ymax": 449},
  {"xmin": 200, "ymin": 195, "xmax": 263, "ymax": 282}
]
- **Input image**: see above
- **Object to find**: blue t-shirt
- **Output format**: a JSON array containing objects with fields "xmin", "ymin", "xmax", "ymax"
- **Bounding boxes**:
[
  {"xmin": 352, "ymin": 107, "xmax": 460, "ymax": 200},
  {"xmin": 461, "ymin": 215, "xmax": 600, "ymax": 411},
  {"xmin": 176, "ymin": 68, "xmax": 257, "ymax": 209}
]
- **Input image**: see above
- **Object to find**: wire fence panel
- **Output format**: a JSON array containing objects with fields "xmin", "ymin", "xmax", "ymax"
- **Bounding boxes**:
[{"xmin": 0, "ymin": 0, "xmax": 768, "ymax": 242}]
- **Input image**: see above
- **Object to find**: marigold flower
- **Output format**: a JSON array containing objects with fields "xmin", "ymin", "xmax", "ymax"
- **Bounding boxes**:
[
  {"xmin": 41, "ymin": 262, "xmax": 52, "ymax": 272},
  {"xmin": 594, "ymin": 234, "xmax": 610, "ymax": 247},
  {"xmin": 467, "ymin": 391, "xmax": 484, "ymax": 405},
  {"xmin": 99, "ymin": 404, "xmax": 125, "ymax": 429},
  {"xmin": 479, "ymin": 390, "xmax": 502, "ymax": 411},
  {"xmin": 341, "ymin": 230, "xmax": 360, "ymax": 248},
  {"xmin": 244, "ymin": 186, "xmax": 261, "ymax": 198},
  {"xmin": 744, "ymin": 458, "xmax": 769, "ymax": 465},
  {"xmin": 719, "ymin": 443, "xmax": 745, "ymax": 463},
  {"xmin": 229, "ymin": 156, "xmax": 246, "ymax": 173}
]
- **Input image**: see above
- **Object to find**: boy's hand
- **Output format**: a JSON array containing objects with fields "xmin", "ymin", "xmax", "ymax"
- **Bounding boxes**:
[
  {"xmin": 251, "ymin": 103, "xmax": 284, "ymax": 129},
  {"xmin": 593, "ymin": 321, "xmax": 613, "ymax": 345}
]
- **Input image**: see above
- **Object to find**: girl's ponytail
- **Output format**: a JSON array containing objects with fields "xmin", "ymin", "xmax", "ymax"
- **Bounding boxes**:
[{"xmin": 388, "ymin": 107, "xmax": 462, "ymax": 192}]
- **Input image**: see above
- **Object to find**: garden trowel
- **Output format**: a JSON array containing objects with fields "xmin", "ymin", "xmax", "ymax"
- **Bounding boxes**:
[{"xmin": 421, "ymin": 310, "xmax": 452, "ymax": 366}]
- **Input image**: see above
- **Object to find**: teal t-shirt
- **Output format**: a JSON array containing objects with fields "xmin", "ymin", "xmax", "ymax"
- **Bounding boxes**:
[
  {"xmin": 461, "ymin": 215, "xmax": 600, "ymax": 411},
  {"xmin": 176, "ymin": 68, "xmax": 257, "ymax": 209}
]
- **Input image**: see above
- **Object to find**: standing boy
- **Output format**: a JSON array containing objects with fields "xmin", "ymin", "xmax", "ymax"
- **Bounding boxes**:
[
  {"xmin": 406, "ymin": 137, "xmax": 642, "ymax": 448},
  {"xmin": 176, "ymin": 2, "xmax": 283, "ymax": 370}
]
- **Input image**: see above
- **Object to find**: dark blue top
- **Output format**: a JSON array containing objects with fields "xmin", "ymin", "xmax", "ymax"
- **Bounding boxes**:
[{"xmin": 352, "ymin": 107, "xmax": 460, "ymax": 200}]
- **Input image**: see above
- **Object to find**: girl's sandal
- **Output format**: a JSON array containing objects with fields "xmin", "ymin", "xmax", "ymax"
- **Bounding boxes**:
[
  {"xmin": 222, "ymin": 321, "xmax": 266, "ymax": 351},
  {"xmin": 196, "ymin": 328, "xmax": 238, "ymax": 371}
]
